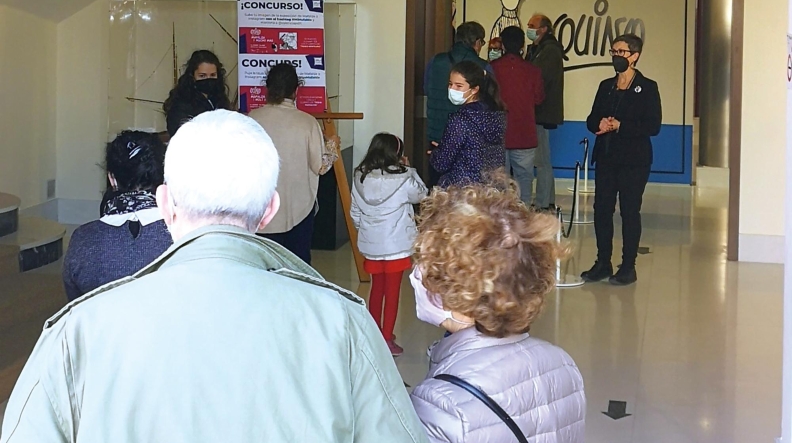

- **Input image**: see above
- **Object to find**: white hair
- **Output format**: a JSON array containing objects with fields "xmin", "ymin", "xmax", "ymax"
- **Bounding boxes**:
[{"xmin": 165, "ymin": 109, "xmax": 280, "ymax": 231}]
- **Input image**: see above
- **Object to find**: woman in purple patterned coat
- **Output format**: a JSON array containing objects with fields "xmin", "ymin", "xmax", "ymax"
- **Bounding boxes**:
[{"xmin": 430, "ymin": 61, "xmax": 507, "ymax": 187}]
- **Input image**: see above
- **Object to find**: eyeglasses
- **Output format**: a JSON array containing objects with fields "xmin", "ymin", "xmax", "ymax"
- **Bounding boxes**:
[{"xmin": 609, "ymin": 49, "xmax": 633, "ymax": 57}]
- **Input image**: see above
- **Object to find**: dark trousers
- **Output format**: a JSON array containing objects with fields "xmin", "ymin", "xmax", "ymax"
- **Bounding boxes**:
[
  {"xmin": 427, "ymin": 143, "xmax": 441, "ymax": 188},
  {"xmin": 593, "ymin": 162, "xmax": 651, "ymax": 268},
  {"xmin": 258, "ymin": 209, "xmax": 315, "ymax": 265}
]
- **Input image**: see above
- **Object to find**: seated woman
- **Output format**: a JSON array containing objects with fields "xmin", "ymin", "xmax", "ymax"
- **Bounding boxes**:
[
  {"xmin": 409, "ymin": 178, "xmax": 586, "ymax": 442},
  {"xmin": 430, "ymin": 60, "xmax": 507, "ymax": 187},
  {"xmin": 62, "ymin": 131, "xmax": 172, "ymax": 301},
  {"xmin": 163, "ymin": 50, "xmax": 232, "ymax": 137}
]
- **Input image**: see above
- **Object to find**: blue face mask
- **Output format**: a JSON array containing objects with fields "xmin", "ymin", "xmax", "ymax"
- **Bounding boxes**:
[
  {"xmin": 488, "ymin": 50, "xmax": 503, "ymax": 60},
  {"xmin": 526, "ymin": 28, "xmax": 538, "ymax": 42}
]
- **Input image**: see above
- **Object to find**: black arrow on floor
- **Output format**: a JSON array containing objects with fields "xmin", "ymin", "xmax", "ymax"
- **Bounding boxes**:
[{"xmin": 602, "ymin": 401, "xmax": 631, "ymax": 420}]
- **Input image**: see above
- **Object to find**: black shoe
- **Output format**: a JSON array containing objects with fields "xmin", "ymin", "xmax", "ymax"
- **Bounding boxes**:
[
  {"xmin": 609, "ymin": 266, "xmax": 637, "ymax": 286},
  {"xmin": 581, "ymin": 261, "xmax": 613, "ymax": 282}
]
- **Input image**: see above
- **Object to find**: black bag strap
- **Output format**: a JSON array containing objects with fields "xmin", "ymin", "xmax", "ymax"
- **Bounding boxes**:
[{"xmin": 434, "ymin": 374, "xmax": 528, "ymax": 443}]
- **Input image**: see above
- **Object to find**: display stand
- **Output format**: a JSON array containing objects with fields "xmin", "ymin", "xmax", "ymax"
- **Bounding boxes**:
[
  {"xmin": 567, "ymin": 138, "xmax": 595, "ymax": 195},
  {"xmin": 311, "ymin": 103, "xmax": 369, "ymax": 282},
  {"xmin": 555, "ymin": 207, "xmax": 585, "ymax": 288}
]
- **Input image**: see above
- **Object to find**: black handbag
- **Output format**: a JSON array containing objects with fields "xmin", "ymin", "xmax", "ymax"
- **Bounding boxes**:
[{"xmin": 434, "ymin": 374, "xmax": 528, "ymax": 443}]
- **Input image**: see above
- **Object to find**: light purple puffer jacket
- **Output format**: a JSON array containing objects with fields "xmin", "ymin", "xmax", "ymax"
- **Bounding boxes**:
[{"xmin": 411, "ymin": 327, "xmax": 586, "ymax": 443}]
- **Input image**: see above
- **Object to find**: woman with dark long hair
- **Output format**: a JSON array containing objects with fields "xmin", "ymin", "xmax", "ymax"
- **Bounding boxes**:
[
  {"xmin": 430, "ymin": 60, "xmax": 507, "ymax": 187},
  {"xmin": 163, "ymin": 50, "xmax": 232, "ymax": 137},
  {"xmin": 63, "ymin": 131, "xmax": 172, "ymax": 300}
]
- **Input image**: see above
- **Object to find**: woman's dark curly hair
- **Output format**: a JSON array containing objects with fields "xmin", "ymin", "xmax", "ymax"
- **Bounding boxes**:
[
  {"xmin": 106, "ymin": 131, "xmax": 166, "ymax": 193},
  {"xmin": 163, "ymin": 50, "xmax": 231, "ymax": 114}
]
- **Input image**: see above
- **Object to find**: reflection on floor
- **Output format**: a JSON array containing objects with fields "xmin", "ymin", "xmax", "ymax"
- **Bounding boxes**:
[
  {"xmin": 316, "ymin": 183, "xmax": 782, "ymax": 443},
  {"xmin": 0, "ymin": 183, "xmax": 783, "ymax": 443}
]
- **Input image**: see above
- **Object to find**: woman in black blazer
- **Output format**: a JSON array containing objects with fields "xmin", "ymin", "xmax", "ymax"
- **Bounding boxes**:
[{"xmin": 581, "ymin": 34, "xmax": 662, "ymax": 286}]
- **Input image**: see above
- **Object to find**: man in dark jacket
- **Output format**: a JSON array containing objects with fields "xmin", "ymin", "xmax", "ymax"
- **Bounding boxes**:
[
  {"xmin": 424, "ymin": 21, "xmax": 493, "ymax": 187},
  {"xmin": 526, "ymin": 14, "xmax": 565, "ymax": 211}
]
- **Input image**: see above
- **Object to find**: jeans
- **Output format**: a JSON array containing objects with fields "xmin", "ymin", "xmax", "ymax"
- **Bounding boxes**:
[
  {"xmin": 505, "ymin": 148, "xmax": 537, "ymax": 205},
  {"xmin": 534, "ymin": 126, "xmax": 555, "ymax": 208},
  {"xmin": 258, "ymin": 209, "xmax": 315, "ymax": 265},
  {"xmin": 593, "ymin": 162, "xmax": 651, "ymax": 268}
]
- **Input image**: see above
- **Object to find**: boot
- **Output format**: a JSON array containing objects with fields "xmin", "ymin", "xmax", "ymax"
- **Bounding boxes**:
[
  {"xmin": 581, "ymin": 261, "xmax": 613, "ymax": 283},
  {"xmin": 609, "ymin": 265, "xmax": 637, "ymax": 286}
]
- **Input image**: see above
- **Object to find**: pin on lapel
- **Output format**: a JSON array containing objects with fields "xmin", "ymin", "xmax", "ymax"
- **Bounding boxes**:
[{"xmin": 634, "ymin": 85, "xmax": 642, "ymax": 93}]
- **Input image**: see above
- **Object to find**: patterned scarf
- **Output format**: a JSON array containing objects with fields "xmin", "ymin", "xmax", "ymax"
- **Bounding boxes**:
[{"xmin": 101, "ymin": 190, "xmax": 158, "ymax": 217}]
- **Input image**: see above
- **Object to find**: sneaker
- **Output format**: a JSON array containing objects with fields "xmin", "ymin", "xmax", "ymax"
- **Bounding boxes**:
[
  {"xmin": 609, "ymin": 265, "xmax": 637, "ymax": 286},
  {"xmin": 387, "ymin": 340, "xmax": 404, "ymax": 357},
  {"xmin": 581, "ymin": 261, "xmax": 613, "ymax": 283}
]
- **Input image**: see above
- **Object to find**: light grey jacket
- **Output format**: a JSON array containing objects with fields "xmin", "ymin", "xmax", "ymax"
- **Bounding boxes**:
[
  {"xmin": 411, "ymin": 327, "xmax": 586, "ymax": 443},
  {"xmin": 1, "ymin": 226, "xmax": 428, "ymax": 443},
  {"xmin": 350, "ymin": 168, "xmax": 427, "ymax": 260}
]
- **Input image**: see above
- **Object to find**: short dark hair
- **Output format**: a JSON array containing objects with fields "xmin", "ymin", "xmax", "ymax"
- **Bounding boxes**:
[
  {"xmin": 266, "ymin": 63, "xmax": 299, "ymax": 104},
  {"xmin": 536, "ymin": 15, "xmax": 553, "ymax": 34},
  {"xmin": 106, "ymin": 131, "xmax": 165, "ymax": 193},
  {"xmin": 613, "ymin": 34, "xmax": 644, "ymax": 54},
  {"xmin": 455, "ymin": 22, "xmax": 486, "ymax": 48},
  {"xmin": 500, "ymin": 27, "xmax": 525, "ymax": 55}
]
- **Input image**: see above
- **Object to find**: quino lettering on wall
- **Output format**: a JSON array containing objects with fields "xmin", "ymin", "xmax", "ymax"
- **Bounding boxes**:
[{"xmin": 555, "ymin": 0, "xmax": 646, "ymax": 71}]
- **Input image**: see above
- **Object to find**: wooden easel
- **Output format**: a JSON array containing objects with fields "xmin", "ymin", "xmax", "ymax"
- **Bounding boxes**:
[{"xmin": 311, "ymin": 101, "xmax": 369, "ymax": 282}]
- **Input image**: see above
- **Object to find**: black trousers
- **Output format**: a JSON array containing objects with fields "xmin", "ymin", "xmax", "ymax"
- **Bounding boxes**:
[
  {"xmin": 258, "ymin": 209, "xmax": 315, "ymax": 265},
  {"xmin": 427, "ymin": 143, "xmax": 441, "ymax": 188},
  {"xmin": 593, "ymin": 162, "xmax": 651, "ymax": 268}
]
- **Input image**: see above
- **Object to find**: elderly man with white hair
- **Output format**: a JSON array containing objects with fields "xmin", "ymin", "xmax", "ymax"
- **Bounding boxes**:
[{"xmin": 0, "ymin": 110, "xmax": 428, "ymax": 443}]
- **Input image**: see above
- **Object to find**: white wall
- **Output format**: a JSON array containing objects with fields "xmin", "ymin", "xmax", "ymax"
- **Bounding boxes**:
[
  {"xmin": 738, "ymin": 0, "xmax": 787, "ymax": 263},
  {"xmin": 327, "ymin": 0, "xmax": 406, "ymax": 163},
  {"xmin": 0, "ymin": 6, "xmax": 57, "ymax": 209},
  {"xmin": 781, "ymin": 1, "xmax": 792, "ymax": 440},
  {"xmin": 56, "ymin": 0, "xmax": 110, "ymax": 222}
]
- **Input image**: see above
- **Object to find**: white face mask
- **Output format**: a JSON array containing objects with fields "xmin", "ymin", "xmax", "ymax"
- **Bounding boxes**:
[
  {"xmin": 409, "ymin": 267, "xmax": 475, "ymax": 328},
  {"xmin": 448, "ymin": 88, "xmax": 469, "ymax": 106}
]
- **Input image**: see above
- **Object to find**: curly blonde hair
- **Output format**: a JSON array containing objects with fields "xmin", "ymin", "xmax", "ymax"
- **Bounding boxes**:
[{"xmin": 414, "ymin": 179, "xmax": 565, "ymax": 338}]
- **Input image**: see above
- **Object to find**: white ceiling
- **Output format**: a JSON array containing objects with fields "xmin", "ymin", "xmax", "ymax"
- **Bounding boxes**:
[{"xmin": 0, "ymin": 0, "xmax": 99, "ymax": 22}]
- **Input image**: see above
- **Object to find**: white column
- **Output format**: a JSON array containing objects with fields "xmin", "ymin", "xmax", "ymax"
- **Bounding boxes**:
[{"xmin": 781, "ymin": 0, "xmax": 792, "ymax": 440}]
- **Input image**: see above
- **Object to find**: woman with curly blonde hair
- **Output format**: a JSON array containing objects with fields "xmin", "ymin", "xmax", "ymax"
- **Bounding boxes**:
[{"xmin": 409, "ymin": 180, "xmax": 586, "ymax": 443}]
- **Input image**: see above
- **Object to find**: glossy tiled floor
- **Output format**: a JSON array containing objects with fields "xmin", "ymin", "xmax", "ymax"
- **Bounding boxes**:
[
  {"xmin": 1, "ymin": 183, "xmax": 783, "ymax": 442},
  {"xmin": 313, "ymin": 182, "xmax": 783, "ymax": 443}
]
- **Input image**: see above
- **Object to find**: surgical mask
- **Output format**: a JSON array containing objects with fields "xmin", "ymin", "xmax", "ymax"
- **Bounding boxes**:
[
  {"xmin": 448, "ymin": 88, "xmax": 469, "ymax": 106},
  {"xmin": 409, "ymin": 267, "xmax": 475, "ymax": 328},
  {"xmin": 526, "ymin": 28, "xmax": 538, "ymax": 41},
  {"xmin": 488, "ymin": 50, "xmax": 503, "ymax": 60},
  {"xmin": 612, "ymin": 56, "xmax": 630, "ymax": 73},
  {"xmin": 195, "ymin": 77, "xmax": 220, "ymax": 95}
]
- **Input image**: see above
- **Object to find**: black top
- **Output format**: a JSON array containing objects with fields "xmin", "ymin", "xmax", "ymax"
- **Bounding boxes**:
[
  {"xmin": 62, "ymin": 219, "xmax": 172, "ymax": 301},
  {"xmin": 166, "ymin": 95, "xmax": 217, "ymax": 137},
  {"xmin": 526, "ymin": 34, "xmax": 565, "ymax": 127},
  {"xmin": 586, "ymin": 70, "xmax": 662, "ymax": 166}
]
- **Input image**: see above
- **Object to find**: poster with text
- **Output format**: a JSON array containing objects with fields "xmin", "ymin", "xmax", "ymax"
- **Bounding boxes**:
[
  {"xmin": 238, "ymin": 0, "xmax": 326, "ymax": 113},
  {"xmin": 238, "ymin": 54, "xmax": 327, "ymax": 113}
]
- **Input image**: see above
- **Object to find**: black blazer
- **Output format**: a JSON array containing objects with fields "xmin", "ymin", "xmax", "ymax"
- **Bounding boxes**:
[{"xmin": 586, "ymin": 70, "xmax": 662, "ymax": 166}]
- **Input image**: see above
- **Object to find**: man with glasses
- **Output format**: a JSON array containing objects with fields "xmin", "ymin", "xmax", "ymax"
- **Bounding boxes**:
[
  {"xmin": 526, "ymin": 14, "xmax": 565, "ymax": 212},
  {"xmin": 425, "ymin": 21, "xmax": 493, "ymax": 188}
]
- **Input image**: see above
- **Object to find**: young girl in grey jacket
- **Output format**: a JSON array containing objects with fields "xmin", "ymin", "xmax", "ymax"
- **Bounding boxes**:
[{"xmin": 351, "ymin": 133, "xmax": 428, "ymax": 356}]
